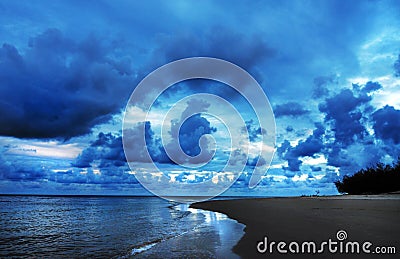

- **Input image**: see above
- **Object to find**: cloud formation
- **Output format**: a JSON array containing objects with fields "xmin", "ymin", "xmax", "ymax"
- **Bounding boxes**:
[
  {"xmin": 372, "ymin": 105, "xmax": 400, "ymax": 144},
  {"xmin": 79, "ymin": 101, "xmax": 218, "ymax": 167},
  {"xmin": 169, "ymin": 99, "xmax": 216, "ymax": 162},
  {"xmin": 1, "ymin": 0, "xmax": 400, "ymax": 195},
  {"xmin": 394, "ymin": 54, "xmax": 400, "ymax": 77},
  {"xmin": 278, "ymin": 123, "xmax": 325, "ymax": 171},
  {"xmin": 274, "ymin": 102, "xmax": 310, "ymax": 118},
  {"xmin": 0, "ymin": 151, "xmax": 138, "ymax": 189},
  {"xmin": 152, "ymin": 28, "xmax": 275, "ymax": 81},
  {"xmin": 312, "ymin": 75, "xmax": 336, "ymax": 98},
  {"xmin": 277, "ymin": 78, "xmax": 399, "ymax": 175},
  {"xmin": 74, "ymin": 132, "xmax": 126, "ymax": 168},
  {"xmin": 0, "ymin": 29, "xmax": 134, "ymax": 139},
  {"xmin": 0, "ymin": 154, "xmax": 46, "ymax": 181},
  {"xmin": 242, "ymin": 119, "xmax": 265, "ymax": 142},
  {"xmin": 319, "ymin": 89, "xmax": 370, "ymax": 145}
]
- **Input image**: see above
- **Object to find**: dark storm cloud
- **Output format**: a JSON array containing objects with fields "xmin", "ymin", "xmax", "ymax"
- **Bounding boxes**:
[
  {"xmin": 351, "ymin": 81, "xmax": 382, "ymax": 99},
  {"xmin": 75, "ymin": 122, "xmax": 173, "ymax": 167},
  {"xmin": 372, "ymin": 105, "xmax": 400, "ymax": 144},
  {"xmin": 0, "ymin": 29, "xmax": 134, "ymax": 139},
  {"xmin": 274, "ymin": 102, "xmax": 310, "ymax": 118},
  {"xmin": 177, "ymin": 114, "xmax": 216, "ymax": 157},
  {"xmin": 166, "ymin": 99, "xmax": 217, "ymax": 164},
  {"xmin": 151, "ymin": 28, "xmax": 275, "ymax": 83},
  {"xmin": 0, "ymin": 162, "xmax": 47, "ymax": 181},
  {"xmin": 292, "ymin": 81, "xmax": 400, "ymax": 176},
  {"xmin": 0, "ymin": 152, "xmax": 48, "ymax": 181},
  {"xmin": 74, "ymin": 132, "xmax": 126, "ymax": 168},
  {"xmin": 319, "ymin": 89, "xmax": 370, "ymax": 145},
  {"xmin": 361, "ymin": 81, "xmax": 382, "ymax": 94},
  {"xmin": 135, "ymin": 27, "xmax": 277, "ymax": 112},
  {"xmin": 278, "ymin": 123, "xmax": 325, "ymax": 171},
  {"xmin": 78, "ymin": 101, "xmax": 217, "ymax": 166},
  {"xmin": 315, "ymin": 86, "xmax": 377, "ymax": 171},
  {"xmin": 0, "ymin": 2, "xmax": 381, "ymax": 140}
]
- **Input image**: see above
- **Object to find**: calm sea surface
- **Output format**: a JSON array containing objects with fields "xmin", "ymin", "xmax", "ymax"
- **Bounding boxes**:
[{"xmin": 0, "ymin": 196, "xmax": 244, "ymax": 258}]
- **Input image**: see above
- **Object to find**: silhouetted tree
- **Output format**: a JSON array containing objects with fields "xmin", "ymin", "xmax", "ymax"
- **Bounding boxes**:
[{"xmin": 335, "ymin": 158, "xmax": 400, "ymax": 194}]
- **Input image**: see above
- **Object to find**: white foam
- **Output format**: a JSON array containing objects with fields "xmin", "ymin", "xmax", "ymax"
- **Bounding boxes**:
[{"xmin": 131, "ymin": 243, "xmax": 157, "ymax": 255}]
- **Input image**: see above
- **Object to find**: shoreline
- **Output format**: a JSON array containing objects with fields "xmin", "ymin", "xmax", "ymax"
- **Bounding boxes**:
[
  {"xmin": 191, "ymin": 195, "xmax": 400, "ymax": 258},
  {"xmin": 131, "ymin": 201, "xmax": 245, "ymax": 258},
  {"xmin": 174, "ymin": 203, "xmax": 246, "ymax": 259}
]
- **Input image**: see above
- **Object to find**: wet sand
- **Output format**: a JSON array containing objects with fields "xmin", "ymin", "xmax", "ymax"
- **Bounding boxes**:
[{"xmin": 191, "ymin": 195, "xmax": 400, "ymax": 258}]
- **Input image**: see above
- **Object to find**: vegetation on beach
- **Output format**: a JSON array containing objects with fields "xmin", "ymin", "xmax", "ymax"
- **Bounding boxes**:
[{"xmin": 335, "ymin": 158, "xmax": 400, "ymax": 194}]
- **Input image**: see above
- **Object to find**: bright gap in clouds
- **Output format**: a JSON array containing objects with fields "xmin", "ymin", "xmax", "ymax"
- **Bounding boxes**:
[{"xmin": 1, "ymin": 137, "xmax": 82, "ymax": 159}]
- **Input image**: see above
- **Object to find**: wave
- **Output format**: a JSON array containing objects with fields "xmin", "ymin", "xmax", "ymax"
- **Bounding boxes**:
[
  {"xmin": 130, "ymin": 241, "xmax": 159, "ymax": 256},
  {"xmin": 122, "ymin": 204, "xmax": 207, "ymax": 257}
]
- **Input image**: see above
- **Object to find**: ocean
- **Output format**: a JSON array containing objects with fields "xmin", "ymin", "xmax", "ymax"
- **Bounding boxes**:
[{"xmin": 0, "ymin": 195, "xmax": 244, "ymax": 258}]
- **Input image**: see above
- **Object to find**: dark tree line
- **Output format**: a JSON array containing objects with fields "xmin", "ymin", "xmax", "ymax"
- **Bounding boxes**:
[{"xmin": 335, "ymin": 158, "xmax": 400, "ymax": 194}]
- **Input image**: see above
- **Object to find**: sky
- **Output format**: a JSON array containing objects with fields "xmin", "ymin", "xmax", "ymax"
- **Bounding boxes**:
[{"xmin": 0, "ymin": 0, "xmax": 400, "ymax": 196}]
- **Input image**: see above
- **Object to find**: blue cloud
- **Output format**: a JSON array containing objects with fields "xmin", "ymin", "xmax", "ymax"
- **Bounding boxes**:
[
  {"xmin": 1, "ymin": 0, "xmax": 400, "ymax": 195},
  {"xmin": 312, "ymin": 75, "xmax": 336, "ymax": 98},
  {"xmin": 286, "ymin": 126, "xmax": 294, "ymax": 132},
  {"xmin": 152, "ymin": 28, "xmax": 275, "ymax": 83},
  {"xmin": 0, "ymin": 153, "xmax": 48, "ymax": 182},
  {"xmin": 372, "ymin": 105, "xmax": 400, "ymax": 144},
  {"xmin": 278, "ymin": 123, "xmax": 325, "ymax": 171},
  {"xmin": 74, "ymin": 132, "xmax": 126, "ymax": 168},
  {"xmin": 362, "ymin": 81, "xmax": 382, "ymax": 94},
  {"xmin": 274, "ymin": 102, "xmax": 310, "ymax": 118},
  {"xmin": 77, "ymin": 102, "xmax": 218, "ymax": 167},
  {"xmin": 165, "ymin": 99, "xmax": 217, "ymax": 164},
  {"xmin": 76, "ymin": 121, "xmax": 173, "ymax": 167},
  {"xmin": 394, "ymin": 54, "xmax": 400, "ymax": 77},
  {"xmin": 310, "ymin": 166, "xmax": 322, "ymax": 172},
  {"xmin": 246, "ymin": 156, "xmax": 267, "ymax": 167},
  {"xmin": 0, "ymin": 29, "xmax": 134, "ymax": 139},
  {"xmin": 0, "ymin": 166, "xmax": 47, "ymax": 182},
  {"xmin": 242, "ymin": 119, "xmax": 265, "ymax": 142},
  {"xmin": 299, "ymin": 84, "xmax": 400, "ymax": 176},
  {"xmin": 0, "ymin": 151, "xmax": 139, "ymax": 191},
  {"xmin": 178, "ymin": 114, "xmax": 216, "ymax": 157},
  {"xmin": 49, "ymin": 168, "xmax": 139, "ymax": 185},
  {"xmin": 319, "ymin": 89, "xmax": 370, "ymax": 145}
]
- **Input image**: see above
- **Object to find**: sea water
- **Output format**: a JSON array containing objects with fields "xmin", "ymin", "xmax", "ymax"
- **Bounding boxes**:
[{"xmin": 0, "ymin": 195, "xmax": 244, "ymax": 258}]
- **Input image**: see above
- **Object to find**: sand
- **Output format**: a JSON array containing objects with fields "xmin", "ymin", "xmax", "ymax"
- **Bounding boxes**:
[{"xmin": 191, "ymin": 195, "xmax": 400, "ymax": 258}]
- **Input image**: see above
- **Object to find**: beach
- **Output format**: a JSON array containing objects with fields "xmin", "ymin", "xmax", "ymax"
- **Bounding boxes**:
[{"xmin": 191, "ymin": 195, "xmax": 400, "ymax": 258}]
